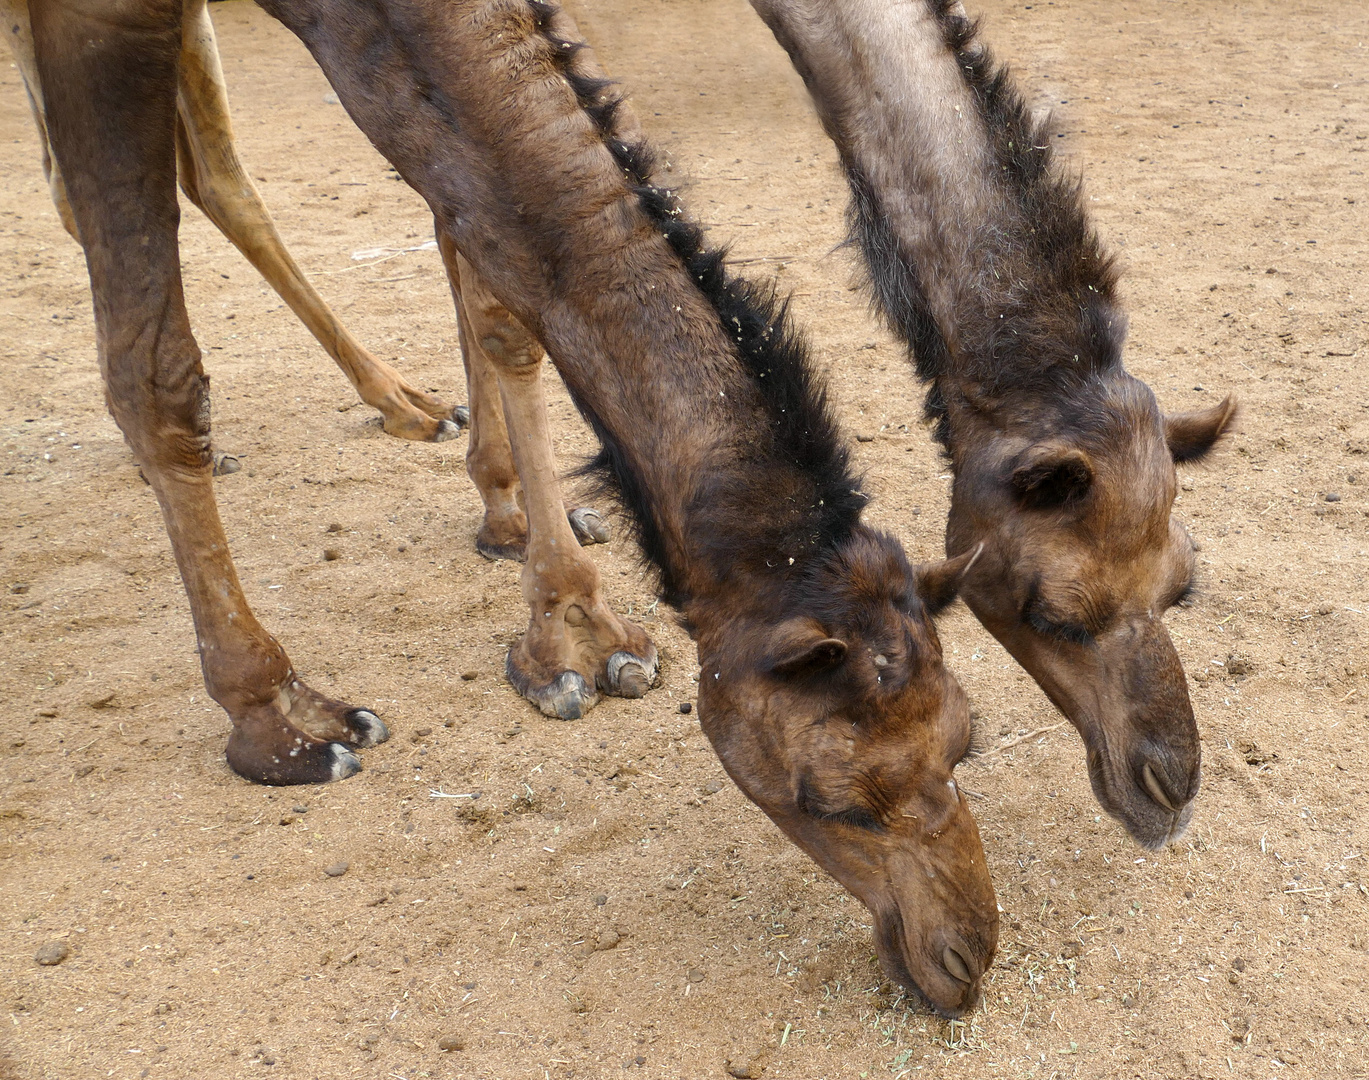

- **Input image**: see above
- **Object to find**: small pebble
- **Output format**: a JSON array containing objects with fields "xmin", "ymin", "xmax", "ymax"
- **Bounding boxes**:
[
  {"xmin": 88, "ymin": 692, "xmax": 116, "ymax": 709},
  {"xmin": 326, "ymin": 522, "xmax": 344, "ymax": 533},
  {"xmin": 593, "ymin": 894, "xmax": 608, "ymax": 907},
  {"xmin": 323, "ymin": 549, "xmax": 342, "ymax": 561},
  {"xmin": 1325, "ymin": 492, "xmax": 1341, "ymax": 502},
  {"xmin": 1121, "ymin": 994, "xmax": 1135, "ymax": 1009},
  {"xmin": 38, "ymin": 708, "xmax": 57, "ymax": 718},
  {"xmin": 1233, "ymin": 957, "xmax": 1247, "ymax": 972},
  {"xmin": 855, "ymin": 433, "xmax": 875, "ymax": 443},
  {"xmin": 292, "ymin": 805, "xmax": 309, "ymax": 814},
  {"xmin": 687, "ymin": 966, "xmax": 706, "ymax": 983},
  {"xmin": 324, "ymin": 861, "xmax": 350, "ymax": 878},
  {"xmin": 1060, "ymin": 940, "xmax": 1083, "ymax": 959},
  {"xmin": 35, "ymin": 941, "xmax": 69, "ymax": 966},
  {"xmin": 595, "ymin": 928, "xmax": 621, "ymax": 951},
  {"xmin": 678, "ymin": 702, "xmax": 692, "ymax": 714},
  {"xmin": 323, "ymin": 92, "xmax": 340, "ymax": 105},
  {"xmin": 461, "ymin": 671, "xmax": 480, "ymax": 681},
  {"xmin": 437, "ymin": 1034, "xmax": 464, "ymax": 1052},
  {"xmin": 701, "ymin": 780, "xmax": 725, "ymax": 796},
  {"xmin": 9, "ymin": 583, "xmax": 29, "ymax": 594}
]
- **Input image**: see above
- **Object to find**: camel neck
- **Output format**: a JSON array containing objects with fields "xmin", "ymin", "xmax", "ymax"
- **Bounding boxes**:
[
  {"xmin": 750, "ymin": 0, "xmax": 1126, "ymax": 452},
  {"xmin": 263, "ymin": 0, "xmax": 866, "ymax": 610}
]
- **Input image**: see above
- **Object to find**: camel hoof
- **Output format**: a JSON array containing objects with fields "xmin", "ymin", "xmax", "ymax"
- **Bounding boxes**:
[
  {"xmin": 568, "ymin": 507, "xmax": 611, "ymax": 546},
  {"xmin": 508, "ymin": 658, "xmax": 597, "ymax": 720},
  {"xmin": 452, "ymin": 404, "xmax": 471, "ymax": 428},
  {"xmin": 226, "ymin": 733, "xmax": 363, "ymax": 786},
  {"xmin": 212, "ymin": 452, "xmax": 241, "ymax": 476},
  {"xmin": 476, "ymin": 535, "xmax": 527, "ymax": 563},
  {"xmin": 543, "ymin": 671, "xmax": 594, "ymax": 719},
  {"xmin": 607, "ymin": 651, "xmax": 654, "ymax": 699},
  {"xmin": 431, "ymin": 419, "xmax": 462, "ymax": 443},
  {"xmin": 345, "ymin": 709, "xmax": 390, "ymax": 748},
  {"xmin": 328, "ymin": 743, "xmax": 363, "ymax": 781}
]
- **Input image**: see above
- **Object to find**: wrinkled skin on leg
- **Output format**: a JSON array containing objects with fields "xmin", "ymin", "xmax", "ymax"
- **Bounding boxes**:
[
  {"xmin": 29, "ymin": 0, "xmax": 386, "ymax": 784},
  {"xmin": 945, "ymin": 375, "xmax": 1236, "ymax": 848},
  {"xmin": 450, "ymin": 271, "xmax": 610, "ymax": 563},
  {"xmin": 696, "ymin": 533, "xmax": 998, "ymax": 1015}
]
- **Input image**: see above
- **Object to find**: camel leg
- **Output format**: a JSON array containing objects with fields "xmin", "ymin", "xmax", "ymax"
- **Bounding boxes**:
[
  {"xmin": 451, "ymin": 265, "xmax": 528, "ymax": 561},
  {"xmin": 30, "ymin": 0, "xmax": 387, "ymax": 784},
  {"xmin": 446, "ymin": 249, "xmax": 656, "ymax": 719},
  {"xmin": 1, "ymin": 0, "xmax": 78, "ymax": 239},
  {"xmin": 447, "ymin": 236, "xmax": 612, "ymax": 561},
  {"xmin": 172, "ymin": 0, "xmax": 460, "ymax": 443}
]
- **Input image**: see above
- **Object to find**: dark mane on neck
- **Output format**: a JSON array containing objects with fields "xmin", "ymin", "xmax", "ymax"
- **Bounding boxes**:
[
  {"xmin": 846, "ymin": 0, "xmax": 1125, "ymax": 450},
  {"xmin": 529, "ymin": 0, "xmax": 866, "ymax": 605}
]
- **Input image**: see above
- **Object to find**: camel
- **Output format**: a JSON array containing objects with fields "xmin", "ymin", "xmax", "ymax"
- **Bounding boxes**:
[
  {"xmin": 748, "ymin": 0, "xmax": 1238, "ymax": 849},
  {"xmin": 18, "ymin": 0, "xmax": 999, "ymax": 1014},
  {"xmin": 4, "ymin": 0, "xmax": 643, "ymax": 720}
]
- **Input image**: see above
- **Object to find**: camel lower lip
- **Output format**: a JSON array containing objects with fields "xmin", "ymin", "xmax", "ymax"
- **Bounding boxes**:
[
  {"xmin": 873, "ymin": 909, "xmax": 977, "ymax": 1017},
  {"xmin": 1084, "ymin": 743, "xmax": 1198, "ymax": 850}
]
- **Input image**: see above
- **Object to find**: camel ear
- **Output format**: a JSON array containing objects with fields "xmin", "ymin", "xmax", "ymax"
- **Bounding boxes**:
[
  {"xmin": 1010, "ymin": 442, "xmax": 1094, "ymax": 507},
  {"xmin": 766, "ymin": 619, "xmax": 849, "ymax": 679},
  {"xmin": 915, "ymin": 543, "xmax": 983, "ymax": 616},
  {"xmin": 1165, "ymin": 395, "xmax": 1238, "ymax": 462}
]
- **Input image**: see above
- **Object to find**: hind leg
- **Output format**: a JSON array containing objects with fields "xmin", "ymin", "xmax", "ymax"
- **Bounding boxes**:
[
  {"xmin": 444, "ymin": 243, "xmax": 656, "ymax": 719},
  {"xmin": 1, "ymin": 0, "xmax": 79, "ymax": 240},
  {"xmin": 31, "ymin": 0, "xmax": 386, "ymax": 784},
  {"xmin": 173, "ymin": 0, "xmax": 460, "ymax": 443}
]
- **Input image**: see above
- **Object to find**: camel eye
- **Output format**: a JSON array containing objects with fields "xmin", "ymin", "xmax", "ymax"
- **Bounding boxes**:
[
  {"xmin": 1025, "ymin": 605, "xmax": 1093, "ymax": 646},
  {"xmin": 1169, "ymin": 580, "xmax": 1198, "ymax": 609},
  {"xmin": 795, "ymin": 774, "xmax": 885, "ymax": 831},
  {"xmin": 954, "ymin": 715, "xmax": 986, "ymax": 767}
]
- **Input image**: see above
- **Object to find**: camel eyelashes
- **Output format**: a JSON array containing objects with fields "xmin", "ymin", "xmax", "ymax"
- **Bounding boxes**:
[
  {"xmin": 1024, "ymin": 605, "xmax": 1094, "ymax": 646},
  {"xmin": 955, "ymin": 716, "xmax": 990, "ymax": 767},
  {"xmin": 795, "ymin": 774, "xmax": 884, "ymax": 831},
  {"xmin": 1169, "ymin": 580, "xmax": 1198, "ymax": 609}
]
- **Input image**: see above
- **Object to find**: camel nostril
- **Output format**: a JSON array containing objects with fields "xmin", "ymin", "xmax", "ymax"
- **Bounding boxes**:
[
  {"xmin": 942, "ymin": 945, "xmax": 973, "ymax": 985},
  {"xmin": 1141, "ymin": 761, "xmax": 1180, "ymax": 813}
]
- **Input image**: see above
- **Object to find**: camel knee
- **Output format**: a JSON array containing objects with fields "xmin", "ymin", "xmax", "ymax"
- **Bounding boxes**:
[
  {"xmin": 473, "ymin": 311, "xmax": 544, "ymax": 374},
  {"xmin": 466, "ymin": 437, "xmax": 519, "ymax": 495},
  {"xmin": 107, "ymin": 359, "xmax": 214, "ymax": 473}
]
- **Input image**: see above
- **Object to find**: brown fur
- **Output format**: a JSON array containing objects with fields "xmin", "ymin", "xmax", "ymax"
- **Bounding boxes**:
[
  {"xmin": 749, "ymin": 0, "xmax": 1237, "ymax": 847},
  {"xmin": 24, "ymin": 0, "xmax": 999, "ymax": 1012}
]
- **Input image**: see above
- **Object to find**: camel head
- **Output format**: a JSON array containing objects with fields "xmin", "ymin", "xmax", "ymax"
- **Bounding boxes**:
[
  {"xmin": 693, "ymin": 529, "xmax": 997, "ymax": 1016},
  {"xmin": 944, "ymin": 373, "xmax": 1237, "ymax": 849}
]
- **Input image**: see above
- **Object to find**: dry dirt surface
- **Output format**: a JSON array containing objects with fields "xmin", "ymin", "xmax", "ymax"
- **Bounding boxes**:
[{"xmin": 2, "ymin": 1, "xmax": 1368, "ymax": 1078}]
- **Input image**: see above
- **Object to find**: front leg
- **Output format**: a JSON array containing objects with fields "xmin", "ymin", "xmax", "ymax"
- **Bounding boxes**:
[
  {"xmin": 449, "ymin": 251, "xmax": 656, "ymax": 719},
  {"xmin": 30, "ymin": 0, "xmax": 385, "ymax": 784}
]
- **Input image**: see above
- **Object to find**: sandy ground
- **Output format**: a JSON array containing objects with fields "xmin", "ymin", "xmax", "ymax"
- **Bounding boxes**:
[{"xmin": 2, "ymin": 1, "xmax": 1367, "ymax": 1078}]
